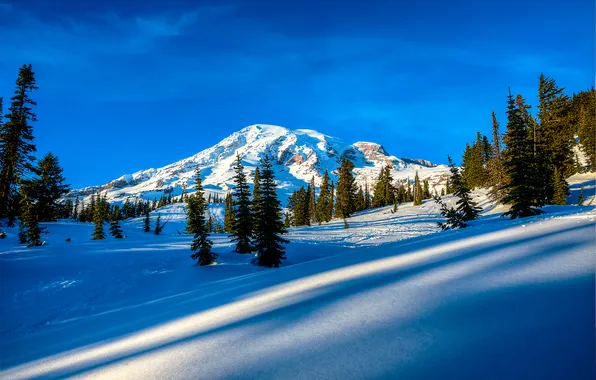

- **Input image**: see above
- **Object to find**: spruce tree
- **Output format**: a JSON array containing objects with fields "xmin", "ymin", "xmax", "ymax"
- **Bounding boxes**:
[
  {"xmin": 230, "ymin": 154, "xmax": 253, "ymax": 253},
  {"xmin": 488, "ymin": 110, "xmax": 507, "ymax": 202},
  {"xmin": 29, "ymin": 152, "xmax": 70, "ymax": 221},
  {"xmin": 413, "ymin": 171, "xmax": 423, "ymax": 206},
  {"xmin": 188, "ymin": 167, "xmax": 216, "ymax": 266},
  {"xmin": 502, "ymin": 89, "xmax": 543, "ymax": 218},
  {"xmin": 91, "ymin": 200, "xmax": 106, "ymax": 240},
  {"xmin": 335, "ymin": 157, "xmax": 357, "ymax": 218},
  {"xmin": 316, "ymin": 170, "xmax": 333, "ymax": 222},
  {"xmin": 552, "ymin": 167, "xmax": 568, "ymax": 205},
  {"xmin": 252, "ymin": 167, "xmax": 262, "ymax": 231},
  {"xmin": 288, "ymin": 186, "xmax": 310, "ymax": 226},
  {"xmin": 154, "ymin": 214, "xmax": 166, "ymax": 235},
  {"xmin": 223, "ymin": 193, "xmax": 235, "ymax": 233},
  {"xmin": 18, "ymin": 183, "xmax": 44, "ymax": 247},
  {"xmin": 143, "ymin": 209, "xmax": 150, "ymax": 232},
  {"xmin": 109, "ymin": 207, "xmax": 124, "ymax": 238},
  {"xmin": 578, "ymin": 186, "xmax": 584, "ymax": 205},
  {"xmin": 253, "ymin": 156, "xmax": 288, "ymax": 268},
  {"xmin": 308, "ymin": 176, "xmax": 318, "ymax": 224},
  {"xmin": 450, "ymin": 156, "xmax": 482, "ymax": 222},
  {"xmin": 573, "ymin": 88, "xmax": 596, "ymax": 171},
  {"xmin": 0, "ymin": 65, "xmax": 38, "ymax": 226},
  {"xmin": 355, "ymin": 186, "xmax": 366, "ymax": 211},
  {"xmin": 364, "ymin": 180, "xmax": 371, "ymax": 209}
]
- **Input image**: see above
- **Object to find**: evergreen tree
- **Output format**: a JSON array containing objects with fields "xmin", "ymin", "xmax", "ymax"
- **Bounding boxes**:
[
  {"xmin": 109, "ymin": 207, "xmax": 124, "ymax": 238},
  {"xmin": 230, "ymin": 154, "xmax": 253, "ymax": 253},
  {"xmin": 252, "ymin": 167, "xmax": 262, "ymax": 229},
  {"xmin": 573, "ymin": 88, "xmax": 596, "ymax": 171},
  {"xmin": 308, "ymin": 176, "xmax": 318, "ymax": 224},
  {"xmin": 372, "ymin": 166, "xmax": 395, "ymax": 207},
  {"xmin": 578, "ymin": 186, "xmax": 584, "ymax": 205},
  {"xmin": 73, "ymin": 196, "xmax": 80, "ymax": 221},
  {"xmin": 188, "ymin": 167, "xmax": 216, "ymax": 266},
  {"xmin": 143, "ymin": 209, "xmax": 150, "ymax": 232},
  {"xmin": 28, "ymin": 152, "xmax": 70, "ymax": 221},
  {"xmin": 18, "ymin": 183, "xmax": 44, "ymax": 247},
  {"xmin": 422, "ymin": 179, "xmax": 430, "ymax": 200},
  {"xmin": 355, "ymin": 186, "xmax": 366, "ymax": 211},
  {"xmin": 488, "ymin": 110, "xmax": 508, "ymax": 202},
  {"xmin": 288, "ymin": 186, "xmax": 310, "ymax": 226},
  {"xmin": 253, "ymin": 156, "xmax": 288, "ymax": 268},
  {"xmin": 413, "ymin": 171, "xmax": 423, "ymax": 206},
  {"xmin": 502, "ymin": 89, "xmax": 543, "ymax": 218},
  {"xmin": 0, "ymin": 65, "xmax": 38, "ymax": 226},
  {"xmin": 537, "ymin": 74, "xmax": 574, "ymax": 201},
  {"xmin": 451, "ymin": 157, "xmax": 482, "ymax": 221},
  {"xmin": 335, "ymin": 157, "xmax": 357, "ymax": 218},
  {"xmin": 154, "ymin": 214, "xmax": 166, "ymax": 235},
  {"xmin": 552, "ymin": 167, "xmax": 568, "ymax": 205},
  {"xmin": 91, "ymin": 199, "xmax": 106, "ymax": 240},
  {"xmin": 223, "ymin": 193, "xmax": 235, "ymax": 233},
  {"xmin": 315, "ymin": 170, "xmax": 333, "ymax": 222},
  {"xmin": 364, "ymin": 179, "xmax": 371, "ymax": 209}
]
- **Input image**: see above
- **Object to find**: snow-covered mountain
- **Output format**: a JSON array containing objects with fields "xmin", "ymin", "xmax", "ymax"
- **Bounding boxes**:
[{"xmin": 69, "ymin": 124, "xmax": 451, "ymax": 203}]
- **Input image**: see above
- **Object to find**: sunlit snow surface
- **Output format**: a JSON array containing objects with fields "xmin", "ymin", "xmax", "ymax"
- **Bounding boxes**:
[{"xmin": 1, "ymin": 182, "xmax": 595, "ymax": 379}]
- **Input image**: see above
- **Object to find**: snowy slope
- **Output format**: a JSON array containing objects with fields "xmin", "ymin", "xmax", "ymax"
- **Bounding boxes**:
[
  {"xmin": 1, "ymin": 193, "xmax": 594, "ymax": 379},
  {"xmin": 68, "ymin": 125, "xmax": 451, "ymax": 204}
]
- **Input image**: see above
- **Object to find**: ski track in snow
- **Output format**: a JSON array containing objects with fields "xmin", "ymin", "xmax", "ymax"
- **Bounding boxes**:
[{"xmin": 0, "ymin": 182, "xmax": 595, "ymax": 379}]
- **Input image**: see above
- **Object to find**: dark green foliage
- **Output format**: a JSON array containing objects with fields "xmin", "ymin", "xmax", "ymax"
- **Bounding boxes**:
[
  {"xmin": 578, "ymin": 186, "xmax": 584, "ymax": 205},
  {"xmin": 288, "ymin": 186, "xmax": 310, "ymax": 226},
  {"xmin": 434, "ymin": 195, "xmax": 465, "ymax": 230},
  {"xmin": 335, "ymin": 157, "xmax": 357, "ymax": 218},
  {"xmin": 230, "ymin": 154, "xmax": 254, "ymax": 253},
  {"xmin": 355, "ymin": 186, "xmax": 366, "ymax": 211},
  {"xmin": 18, "ymin": 183, "xmax": 45, "ymax": 247},
  {"xmin": 572, "ymin": 88, "xmax": 596, "ymax": 171},
  {"xmin": 307, "ymin": 176, "xmax": 318, "ymax": 224},
  {"xmin": 461, "ymin": 133, "xmax": 489, "ymax": 189},
  {"xmin": 223, "ymin": 193, "xmax": 235, "ymax": 233},
  {"xmin": 0, "ymin": 65, "xmax": 38, "ymax": 226},
  {"xmin": 316, "ymin": 170, "xmax": 333, "ymax": 222},
  {"xmin": 28, "ymin": 152, "xmax": 70, "ymax": 221},
  {"xmin": 252, "ymin": 167, "xmax": 262, "ymax": 219},
  {"xmin": 154, "ymin": 214, "xmax": 166, "ymax": 235},
  {"xmin": 364, "ymin": 180, "xmax": 371, "ymax": 209},
  {"xmin": 143, "ymin": 210, "xmax": 150, "ymax": 232},
  {"xmin": 502, "ymin": 90, "xmax": 543, "ymax": 219},
  {"xmin": 91, "ymin": 199, "xmax": 106, "ymax": 240},
  {"xmin": 413, "ymin": 171, "xmax": 423, "ymax": 206},
  {"xmin": 109, "ymin": 207, "xmax": 124, "ymax": 238},
  {"xmin": 487, "ymin": 110, "xmax": 507, "ymax": 202},
  {"xmin": 372, "ymin": 166, "xmax": 395, "ymax": 207},
  {"xmin": 552, "ymin": 168, "xmax": 568, "ymax": 205},
  {"xmin": 422, "ymin": 179, "xmax": 430, "ymax": 200},
  {"xmin": 188, "ymin": 167, "xmax": 216, "ymax": 266},
  {"xmin": 253, "ymin": 156, "xmax": 288, "ymax": 268}
]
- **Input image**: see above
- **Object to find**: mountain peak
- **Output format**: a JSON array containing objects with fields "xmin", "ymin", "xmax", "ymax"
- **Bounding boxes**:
[{"xmin": 68, "ymin": 125, "xmax": 450, "ymax": 203}]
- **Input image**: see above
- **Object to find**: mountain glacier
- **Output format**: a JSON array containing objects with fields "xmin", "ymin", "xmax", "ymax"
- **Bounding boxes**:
[{"xmin": 69, "ymin": 124, "xmax": 451, "ymax": 203}]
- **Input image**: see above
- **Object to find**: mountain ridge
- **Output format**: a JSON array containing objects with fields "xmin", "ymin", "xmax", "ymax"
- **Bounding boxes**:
[{"xmin": 69, "ymin": 124, "xmax": 451, "ymax": 203}]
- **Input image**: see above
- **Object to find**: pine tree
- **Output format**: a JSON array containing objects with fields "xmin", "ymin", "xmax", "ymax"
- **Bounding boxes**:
[
  {"xmin": 252, "ymin": 167, "xmax": 262, "ymax": 230},
  {"xmin": 372, "ymin": 166, "xmax": 395, "ymax": 208},
  {"xmin": 488, "ymin": 110, "xmax": 508, "ymax": 202},
  {"xmin": 308, "ymin": 176, "xmax": 318, "ymax": 224},
  {"xmin": 422, "ymin": 179, "xmax": 430, "ymax": 200},
  {"xmin": 355, "ymin": 186, "xmax": 366, "ymax": 211},
  {"xmin": 223, "ymin": 193, "xmax": 235, "ymax": 233},
  {"xmin": 364, "ymin": 179, "xmax": 371, "ymax": 209},
  {"xmin": 537, "ymin": 74, "xmax": 574, "ymax": 201},
  {"xmin": 335, "ymin": 157, "xmax": 357, "ymax": 218},
  {"xmin": 109, "ymin": 207, "xmax": 124, "ymax": 238},
  {"xmin": 188, "ymin": 167, "xmax": 216, "ymax": 266},
  {"xmin": 502, "ymin": 89, "xmax": 543, "ymax": 218},
  {"xmin": 413, "ymin": 171, "xmax": 423, "ymax": 206},
  {"xmin": 29, "ymin": 152, "xmax": 70, "ymax": 221},
  {"xmin": 143, "ymin": 209, "xmax": 150, "ymax": 232},
  {"xmin": 230, "ymin": 154, "xmax": 253, "ymax": 253},
  {"xmin": 316, "ymin": 170, "xmax": 333, "ymax": 222},
  {"xmin": 552, "ymin": 167, "xmax": 568, "ymax": 205},
  {"xmin": 254, "ymin": 156, "xmax": 288, "ymax": 267},
  {"xmin": 91, "ymin": 199, "xmax": 106, "ymax": 240},
  {"xmin": 154, "ymin": 214, "xmax": 166, "ymax": 235},
  {"xmin": 18, "ymin": 183, "xmax": 44, "ymax": 247},
  {"xmin": 0, "ymin": 65, "xmax": 38, "ymax": 226},
  {"xmin": 288, "ymin": 186, "xmax": 310, "ymax": 226},
  {"xmin": 578, "ymin": 186, "xmax": 584, "ymax": 205},
  {"xmin": 451, "ymin": 156, "xmax": 482, "ymax": 222},
  {"xmin": 73, "ymin": 196, "xmax": 80, "ymax": 221},
  {"xmin": 573, "ymin": 88, "xmax": 596, "ymax": 171}
]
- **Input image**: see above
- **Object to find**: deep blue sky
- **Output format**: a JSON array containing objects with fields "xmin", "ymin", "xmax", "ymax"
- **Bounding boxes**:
[{"xmin": 0, "ymin": 0, "xmax": 593, "ymax": 188}]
